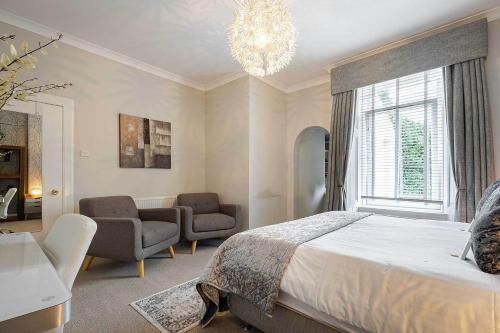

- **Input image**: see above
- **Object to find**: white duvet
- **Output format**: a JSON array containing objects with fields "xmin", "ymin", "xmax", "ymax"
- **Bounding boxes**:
[{"xmin": 280, "ymin": 215, "xmax": 500, "ymax": 333}]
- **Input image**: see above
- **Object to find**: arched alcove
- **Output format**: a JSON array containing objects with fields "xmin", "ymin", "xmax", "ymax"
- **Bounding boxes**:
[{"xmin": 293, "ymin": 126, "xmax": 329, "ymax": 219}]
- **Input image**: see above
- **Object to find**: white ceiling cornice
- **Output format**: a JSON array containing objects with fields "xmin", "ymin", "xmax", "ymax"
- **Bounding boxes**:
[
  {"xmin": 286, "ymin": 75, "xmax": 331, "ymax": 94},
  {"xmin": 204, "ymin": 72, "xmax": 248, "ymax": 91},
  {"xmin": 4, "ymin": 5, "xmax": 498, "ymax": 95},
  {"xmin": 254, "ymin": 76, "xmax": 289, "ymax": 93},
  {"xmin": 0, "ymin": 9, "xmax": 206, "ymax": 91},
  {"xmin": 204, "ymin": 74, "xmax": 290, "ymax": 94},
  {"xmin": 0, "ymin": 8, "xmax": 330, "ymax": 94},
  {"xmin": 200, "ymin": 4, "xmax": 500, "ymax": 92},
  {"xmin": 323, "ymin": 6, "xmax": 500, "ymax": 72}
]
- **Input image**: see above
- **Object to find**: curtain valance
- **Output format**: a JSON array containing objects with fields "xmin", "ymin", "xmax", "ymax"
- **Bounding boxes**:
[{"xmin": 331, "ymin": 19, "xmax": 488, "ymax": 95}]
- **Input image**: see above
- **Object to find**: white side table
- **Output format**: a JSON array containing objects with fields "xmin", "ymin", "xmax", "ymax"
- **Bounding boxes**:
[{"xmin": 0, "ymin": 232, "xmax": 71, "ymax": 332}]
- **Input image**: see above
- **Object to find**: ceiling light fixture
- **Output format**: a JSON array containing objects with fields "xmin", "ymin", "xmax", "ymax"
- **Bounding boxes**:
[{"xmin": 229, "ymin": 0, "xmax": 296, "ymax": 77}]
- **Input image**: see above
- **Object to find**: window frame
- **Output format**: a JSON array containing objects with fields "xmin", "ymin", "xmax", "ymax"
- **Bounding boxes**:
[{"xmin": 354, "ymin": 69, "xmax": 450, "ymax": 218}]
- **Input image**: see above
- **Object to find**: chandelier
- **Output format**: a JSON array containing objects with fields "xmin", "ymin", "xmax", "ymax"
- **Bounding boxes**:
[{"xmin": 229, "ymin": 0, "xmax": 296, "ymax": 77}]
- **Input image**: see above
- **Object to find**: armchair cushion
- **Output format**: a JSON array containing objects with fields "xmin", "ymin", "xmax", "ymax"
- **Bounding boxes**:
[
  {"xmin": 193, "ymin": 213, "xmax": 236, "ymax": 232},
  {"xmin": 79, "ymin": 196, "xmax": 139, "ymax": 218},
  {"xmin": 177, "ymin": 193, "xmax": 220, "ymax": 214},
  {"xmin": 142, "ymin": 221, "xmax": 178, "ymax": 248}
]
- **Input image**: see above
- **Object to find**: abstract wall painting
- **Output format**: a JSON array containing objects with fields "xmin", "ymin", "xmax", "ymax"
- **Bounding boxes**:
[{"xmin": 119, "ymin": 114, "xmax": 171, "ymax": 169}]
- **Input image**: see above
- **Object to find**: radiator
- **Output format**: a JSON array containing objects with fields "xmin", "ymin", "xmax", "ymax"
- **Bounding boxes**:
[{"xmin": 133, "ymin": 196, "xmax": 177, "ymax": 209}]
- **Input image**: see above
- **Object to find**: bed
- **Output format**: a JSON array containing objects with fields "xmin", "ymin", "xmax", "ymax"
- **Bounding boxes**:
[{"xmin": 197, "ymin": 213, "xmax": 500, "ymax": 333}]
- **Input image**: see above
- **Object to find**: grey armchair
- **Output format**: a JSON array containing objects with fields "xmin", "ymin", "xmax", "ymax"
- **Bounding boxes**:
[
  {"xmin": 79, "ymin": 196, "xmax": 180, "ymax": 277},
  {"xmin": 176, "ymin": 193, "xmax": 242, "ymax": 254}
]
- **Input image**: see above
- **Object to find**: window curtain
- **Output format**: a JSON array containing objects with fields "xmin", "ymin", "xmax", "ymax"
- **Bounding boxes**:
[
  {"xmin": 326, "ymin": 90, "xmax": 356, "ymax": 211},
  {"xmin": 444, "ymin": 58, "xmax": 495, "ymax": 222},
  {"xmin": 327, "ymin": 19, "xmax": 489, "ymax": 215},
  {"xmin": 331, "ymin": 19, "xmax": 488, "ymax": 95}
]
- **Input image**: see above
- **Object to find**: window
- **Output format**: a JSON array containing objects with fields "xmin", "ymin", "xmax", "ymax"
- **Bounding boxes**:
[{"xmin": 357, "ymin": 68, "xmax": 445, "ymax": 212}]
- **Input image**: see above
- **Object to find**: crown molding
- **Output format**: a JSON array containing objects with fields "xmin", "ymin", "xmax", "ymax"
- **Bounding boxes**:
[
  {"xmin": 204, "ymin": 72, "xmax": 248, "ymax": 91},
  {"xmin": 204, "ymin": 73, "xmax": 291, "ymax": 94},
  {"xmin": 254, "ymin": 76, "xmax": 288, "ymax": 93},
  {"xmin": 323, "ymin": 6, "xmax": 500, "ymax": 72},
  {"xmin": 204, "ymin": 72, "xmax": 331, "ymax": 94},
  {"xmin": 286, "ymin": 75, "xmax": 330, "ymax": 93},
  {"xmin": 0, "ymin": 9, "xmax": 206, "ymax": 91},
  {"xmin": 488, "ymin": 5, "xmax": 500, "ymax": 21},
  {"xmin": 10, "ymin": 6, "xmax": 494, "ymax": 95},
  {"xmin": 0, "ymin": 8, "xmax": 316, "ymax": 94}
]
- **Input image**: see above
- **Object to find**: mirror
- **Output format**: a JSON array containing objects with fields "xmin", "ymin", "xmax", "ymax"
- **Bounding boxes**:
[{"xmin": 0, "ymin": 109, "xmax": 42, "ymax": 233}]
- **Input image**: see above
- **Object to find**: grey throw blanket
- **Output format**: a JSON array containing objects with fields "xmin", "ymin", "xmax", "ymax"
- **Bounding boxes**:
[{"xmin": 196, "ymin": 211, "xmax": 370, "ymax": 327}]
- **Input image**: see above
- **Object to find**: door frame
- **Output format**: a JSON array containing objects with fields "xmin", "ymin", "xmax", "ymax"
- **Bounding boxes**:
[{"xmin": 6, "ymin": 94, "xmax": 75, "ymax": 218}]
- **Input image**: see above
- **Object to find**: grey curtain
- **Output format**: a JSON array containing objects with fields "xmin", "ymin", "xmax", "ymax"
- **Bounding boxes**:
[
  {"xmin": 444, "ymin": 58, "xmax": 495, "ymax": 222},
  {"xmin": 326, "ymin": 90, "xmax": 356, "ymax": 211}
]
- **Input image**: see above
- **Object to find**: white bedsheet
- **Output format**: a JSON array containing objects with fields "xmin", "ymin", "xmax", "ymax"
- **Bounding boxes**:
[{"xmin": 280, "ymin": 215, "xmax": 500, "ymax": 333}]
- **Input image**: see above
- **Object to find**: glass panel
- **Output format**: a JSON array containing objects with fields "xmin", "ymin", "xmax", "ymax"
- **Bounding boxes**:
[
  {"xmin": 398, "ymin": 104, "xmax": 425, "ymax": 199},
  {"xmin": 0, "ymin": 110, "xmax": 42, "ymax": 233}
]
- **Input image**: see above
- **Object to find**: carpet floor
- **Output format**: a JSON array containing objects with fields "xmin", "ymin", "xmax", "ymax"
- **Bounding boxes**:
[{"xmin": 65, "ymin": 240, "xmax": 260, "ymax": 333}]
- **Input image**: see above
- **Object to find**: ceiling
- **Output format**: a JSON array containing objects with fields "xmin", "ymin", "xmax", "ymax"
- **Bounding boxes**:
[{"xmin": 1, "ymin": 0, "xmax": 500, "ymax": 91}]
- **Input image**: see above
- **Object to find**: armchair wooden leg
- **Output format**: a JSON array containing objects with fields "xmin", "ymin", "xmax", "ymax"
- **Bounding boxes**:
[
  {"xmin": 136, "ymin": 260, "xmax": 145, "ymax": 278},
  {"xmin": 82, "ymin": 255, "xmax": 94, "ymax": 272},
  {"xmin": 191, "ymin": 240, "xmax": 197, "ymax": 255},
  {"xmin": 168, "ymin": 246, "xmax": 175, "ymax": 259}
]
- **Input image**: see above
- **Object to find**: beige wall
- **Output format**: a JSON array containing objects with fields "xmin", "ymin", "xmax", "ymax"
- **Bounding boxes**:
[
  {"xmin": 1, "ymin": 22, "xmax": 206, "ymax": 207},
  {"xmin": 286, "ymin": 83, "xmax": 331, "ymax": 219},
  {"xmin": 487, "ymin": 18, "xmax": 500, "ymax": 178},
  {"xmin": 249, "ymin": 77, "xmax": 287, "ymax": 228},
  {"xmin": 205, "ymin": 76, "xmax": 250, "ymax": 229},
  {"xmin": 205, "ymin": 77, "xmax": 288, "ymax": 230}
]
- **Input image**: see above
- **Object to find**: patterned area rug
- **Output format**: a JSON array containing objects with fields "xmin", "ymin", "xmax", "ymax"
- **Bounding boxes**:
[{"xmin": 130, "ymin": 279, "xmax": 205, "ymax": 333}]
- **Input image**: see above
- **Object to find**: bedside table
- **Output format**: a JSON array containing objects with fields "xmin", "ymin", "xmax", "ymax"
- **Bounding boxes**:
[{"xmin": 25, "ymin": 197, "xmax": 42, "ymax": 220}]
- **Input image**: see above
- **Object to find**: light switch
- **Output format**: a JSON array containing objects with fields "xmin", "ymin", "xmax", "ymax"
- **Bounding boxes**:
[{"xmin": 80, "ymin": 149, "xmax": 90, "ymax": 157}]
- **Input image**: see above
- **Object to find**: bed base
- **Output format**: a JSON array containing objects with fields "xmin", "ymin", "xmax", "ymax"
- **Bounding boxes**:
[{"xmin": 228, "ymin": 294, "xmax": 345, "ymax": 333}]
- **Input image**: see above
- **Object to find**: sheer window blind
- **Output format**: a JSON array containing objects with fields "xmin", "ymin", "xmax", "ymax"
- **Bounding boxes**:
[{"xmin": 357, "ymin": 68, "xmax": 445, "ymax": 211}]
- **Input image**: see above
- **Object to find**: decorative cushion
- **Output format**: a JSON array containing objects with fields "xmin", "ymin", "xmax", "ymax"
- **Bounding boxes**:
[
  {"xmin": 177, "ymin": 193, "xmax": 220, "ymax": 215},
  {"xmin": 192, "ymin": 213, "xmax": 236, "ymax": 233},
  {"xmin": 142, "ymin": 221, "xmax": 178, "ymax": 248},
  {"xmin": 475, "ymin": 179, "xmax": 500, "ymax": 218},
  {"xmin": 471, "ymin": 182, "xmax": 500, "ymax": 274}
]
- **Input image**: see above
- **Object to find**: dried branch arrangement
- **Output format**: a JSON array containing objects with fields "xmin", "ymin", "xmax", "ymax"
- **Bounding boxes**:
[{"xmin": 0, "ymin": 33, "xmax": 72, "ymax": 110}]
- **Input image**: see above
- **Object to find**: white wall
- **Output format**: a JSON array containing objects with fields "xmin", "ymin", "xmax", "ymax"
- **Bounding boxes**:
[
  {"xmin": 0, "ymin": 22, "xmax": 206, "ymax": 208},
  {"xmin": 205, "ymin": 76, "xmax": 250, "ymax": 229},
  {"xmin": 249, "ymin": 77, "xmax": 287, "ymax": 228},
  {"xmin": 286, "ymin": 83, "xmax": 331, "ymax": 219},
  {"xmin": 487, "ymin": 18, "xmax": 500, "ymax": 178},
  {"xmin": 294, "ymin": 127, "xmax": 328, "ymax": 219},
  {"xmin": 205, "ymin": 76, "xmax": 288, "ymax": 230}
]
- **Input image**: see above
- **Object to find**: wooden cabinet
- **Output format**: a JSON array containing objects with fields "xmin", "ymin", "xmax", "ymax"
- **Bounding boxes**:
[{"xmin": 0, "ymin": 146, "xmax": 25, "ymax": 220}]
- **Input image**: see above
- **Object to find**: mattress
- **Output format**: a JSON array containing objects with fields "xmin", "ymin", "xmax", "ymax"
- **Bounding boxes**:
[{"xmin": 280, "ymin": 215, "xmax": 500, "ymax": 333}]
